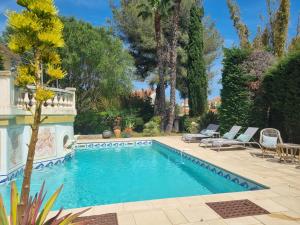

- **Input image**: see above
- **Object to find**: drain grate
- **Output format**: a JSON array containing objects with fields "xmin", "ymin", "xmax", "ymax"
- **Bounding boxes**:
[
  {"xmin": 74, "ymin": 213, "xmax": 118, "ymax": 225},
  {"xmin": 206, "ymin": 199, "xmax": 269, "ymax": 219}
]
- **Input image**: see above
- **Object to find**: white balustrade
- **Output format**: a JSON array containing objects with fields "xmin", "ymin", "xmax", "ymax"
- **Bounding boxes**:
[{"xmin": 0, "ymin": 71, "xmax": 76, "ymax": 116}]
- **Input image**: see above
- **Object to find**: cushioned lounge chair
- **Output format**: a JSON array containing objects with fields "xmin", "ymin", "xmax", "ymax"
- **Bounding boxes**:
[
  {"xmin": 259, "ymin": 128, "xmax": 283, "ymax": 158},
  {"xmin": 211, "ymin": 127, "xmax": 260, "ymax": 152},
  {"xmin": 201, "ymin": 125, "xmax": 242, "ymax": 147},
  {"xmin": 182, "ymin": 124, "xmax": 220, "ymax": 143}
]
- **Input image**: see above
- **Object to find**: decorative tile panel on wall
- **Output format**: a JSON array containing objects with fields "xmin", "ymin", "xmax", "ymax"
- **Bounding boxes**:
[
  {"xmin": 7, "ymin": 127, "xmax": 23, "ymax": 170},
  {"xmin": 35, "ymin": 126, "xmax": 56, "ymax": 160}
]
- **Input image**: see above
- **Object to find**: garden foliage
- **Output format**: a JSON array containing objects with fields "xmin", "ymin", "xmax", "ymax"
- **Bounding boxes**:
[
  {"xmin": 0, "ymin": 181, "xmax": 88, "ymax": 225},
  {"xmin": 60, "ymin": 17, "xmax": 134, "ymax": 113},
  {"xmin": 259, "ymin": 51, "xmax": 300, "ymax": 143},
  {"xmin": 0, "ymin": 53, "xmax": 3, "ymax": 70},
  {"xmin": 219, "ymin": 48, "xmax": 252, "ymax": 133},
  {"xmin": 143, "ymin": 116, "xmax": 161, "ymax": 136},
  {"xmin": 187, "ymin": 4, "xmax": 207, "ymax": 117}
]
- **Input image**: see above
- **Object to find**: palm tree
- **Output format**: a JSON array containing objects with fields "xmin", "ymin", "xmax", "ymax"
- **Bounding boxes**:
[
  {"xmin": 138, "ymin": 0, "xmax": 170, "ymax": 130},
  {"xmin": 165, "ymin": 0, "xmax": 182, "ymax": 133}
]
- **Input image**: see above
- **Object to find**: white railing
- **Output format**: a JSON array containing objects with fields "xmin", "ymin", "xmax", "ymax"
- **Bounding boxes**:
[
  {"xmin": 14, "ymin": 86, "xmax": 76, "ymax": 111},
  {"xmin": 0, "ymin": 71, "xmax": 76, "ymax": 116}
]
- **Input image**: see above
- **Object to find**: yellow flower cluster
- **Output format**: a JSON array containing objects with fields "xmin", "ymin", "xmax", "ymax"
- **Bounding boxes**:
[
  {"xmin": 7, "ymin": 11, "xmax": 41, "ymax": 31},
  {"xmin": 47, "ymin": 64, "xmax": 66, "ymax": 80},
  {"xmin": 38, "ymin": 32, "xmax": 64, "ymax": 47},
  {"xmin": 8, "ymin": 34, "xmax": 32, "ymax": 53},
  {"xmin": 15, "ymin": 65, "xmax": 35, "ymax": 86},
  {"xmin": 28, "ymin": 0, "xmax": 57, "ymax": 16},
  {"xmin": 35, "ymin": 87, "xmax": 55, "ymax": 102}
]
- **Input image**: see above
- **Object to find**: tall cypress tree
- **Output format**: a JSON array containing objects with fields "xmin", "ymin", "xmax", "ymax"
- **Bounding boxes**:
[
  {"xmin": 0, "ymin": 53, "xmax": 4, "ymax": 70},
  {"xmin": 187, "ymin": 4, "xmax": 207, "ymax": 117}
]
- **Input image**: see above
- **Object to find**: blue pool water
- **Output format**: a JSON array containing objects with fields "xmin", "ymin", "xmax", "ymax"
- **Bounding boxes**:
[{"xmin": 0, "ymin": 142, "xmax": 264, "ymax": 210}]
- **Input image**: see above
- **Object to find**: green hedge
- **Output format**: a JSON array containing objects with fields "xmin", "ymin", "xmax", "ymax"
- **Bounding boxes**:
[
  {"xmin": 260, "ymin": 51, "xmax": 300, "ymax": 143},
  {"xmin": 219, "ymin": 48, "xmax": 252, "ymax": 133}
]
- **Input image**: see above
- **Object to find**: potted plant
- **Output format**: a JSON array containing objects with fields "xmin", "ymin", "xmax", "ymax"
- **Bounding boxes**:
[
  {"xmin": 113, "ymin": 116, "xmax": 122, "ymax": 138},
  {"xmin": 124, "ymin": 120, "xmax": 135, "ymax": 137}
]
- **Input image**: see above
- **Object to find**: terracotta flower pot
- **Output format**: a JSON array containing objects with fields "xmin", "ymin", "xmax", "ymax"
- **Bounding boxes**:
[
  {"xmin": 113, "ymin": 129, "xmax": 121, "ymax": 138},
  {"xmin": 125, "ymin": 128, "xmax": 132, "ymax": 133}
]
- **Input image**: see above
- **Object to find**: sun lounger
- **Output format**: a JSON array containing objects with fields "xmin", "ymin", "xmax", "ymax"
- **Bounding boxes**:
[
  {"xmin": 211, "ymin": 127, "xmax": 260, "ymax": 152},
  {"xmin": 182, "ymin": 124, "xmax": 220, "ymax": 143},
  {"xmin": 201, "ymin": 125, "xmax": 242, "ymax": 147}
]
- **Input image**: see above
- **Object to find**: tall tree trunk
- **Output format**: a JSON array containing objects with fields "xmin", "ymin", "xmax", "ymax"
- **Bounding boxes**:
[
  {"xmin": 165, "ymin": 0, "xmax": 181, "ymax": 133},
  {"xmin": 154, "ymin": 12, "xmax": 166, "ymax": 130},
  {"xmin": 18, "ymin": 55, "xmax": 43, "ymax": 218},
  {"xmin": 154, "ymin": 83, "xmax": 161, "ymax": 115}
]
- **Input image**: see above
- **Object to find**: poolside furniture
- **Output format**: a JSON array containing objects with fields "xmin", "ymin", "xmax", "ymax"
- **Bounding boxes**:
[
  {"xmin": 277, "ymin": 143, "xmax": 300, "ymax": 163},
  {"xmin": 182, "ymin": 124, "xmax": 220, "ymax": 143},
  {"xmin": 259, "ymin": 128, "xmax": 283, "ymax": 158},
  {"xmin": 211, "ymin": 127, "xmax": 260, "ymax": 152},
  {"xmin": 201, "ymin": 125, "xmax": 242, "ymax": 148}
]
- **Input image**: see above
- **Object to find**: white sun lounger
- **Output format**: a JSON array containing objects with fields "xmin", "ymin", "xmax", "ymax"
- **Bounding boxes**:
[
  {"xmin": 201, "ymin": 125, "xmax": 242, "ymax": 147},
  {"xmin": 211, "ymin": 127, "xmax": 260, "ymax": 152},
  {"xmin": 182, "ymin": 124, "xmax": 220, "ymax": 143}
]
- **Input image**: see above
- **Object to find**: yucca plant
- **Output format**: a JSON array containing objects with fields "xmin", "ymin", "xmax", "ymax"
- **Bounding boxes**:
[{"xmin": 0, "ymin": 182, "xmax": 89, "ymax": 225}]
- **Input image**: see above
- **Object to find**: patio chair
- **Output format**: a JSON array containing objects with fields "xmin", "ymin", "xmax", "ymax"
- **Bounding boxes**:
[
  {"xmin": 201, "ymin": 125, "xmax": 242, "ymax": 148},
  {"xmin": 182, "ymin": 124, "xmax": 220, "ymax": 143},
  {"xmin": 211, "ymin": 127, "xmax": 260, "ymax": 152},
  {"xmin": 259, "ymin": 128, "xmax": 283, "ymax": 158}
]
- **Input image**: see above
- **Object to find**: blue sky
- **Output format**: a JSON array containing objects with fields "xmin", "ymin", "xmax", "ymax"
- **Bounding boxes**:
[{"xmin": 0, "ymin": 0, "xmax": 299, "ymax": 100}]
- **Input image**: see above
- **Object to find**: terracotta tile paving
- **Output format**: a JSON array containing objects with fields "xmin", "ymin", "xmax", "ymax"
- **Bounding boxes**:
[
  {"xmin": 74, "ymin": 213, "xmax": 118, "ymax": 225},
  {"xmin": 71, "ymin": 136, "xmax": 300, "ymax": 225},
  {"xmin": 206, "ymin": 199, "xmax": 269, "ymax": 219}
]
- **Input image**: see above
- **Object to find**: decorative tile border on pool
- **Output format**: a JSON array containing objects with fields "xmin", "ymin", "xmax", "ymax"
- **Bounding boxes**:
[
  {"xmin": 0, "ymin": 153, "xmax": 73, "ymax": 184},
  {"xmin": 153, "ymin": 141, "xmax": 268, "ymax": 191},
  {"xmin": 75, "ymin": 140, "xmax": 153, "ymax": 150}
]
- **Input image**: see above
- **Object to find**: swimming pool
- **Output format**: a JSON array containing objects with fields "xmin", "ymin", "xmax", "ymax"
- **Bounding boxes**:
[{"xmin": 0, "ymin": 140, "xmax": 266, "ymax": 210}]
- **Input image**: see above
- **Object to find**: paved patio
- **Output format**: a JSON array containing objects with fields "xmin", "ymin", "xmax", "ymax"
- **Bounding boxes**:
[{"xmin": 70, "ymin": 136, "xmax": 300, "ymax": 225}]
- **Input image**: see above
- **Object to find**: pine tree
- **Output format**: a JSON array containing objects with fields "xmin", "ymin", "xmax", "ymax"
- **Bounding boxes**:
[
  {"xmin": 187, "ymin": 4, "xmax": 207, "ymax": 117},
  {"xmin": 7, "ymin": 0, "xmax": 65, "ymax": 213}
]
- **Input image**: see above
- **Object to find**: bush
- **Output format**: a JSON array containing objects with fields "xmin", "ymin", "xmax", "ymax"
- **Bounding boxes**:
[
  {"xmin": 198, "ymin": 111, "xmax": 219, "ymax": 131},
  {"xmin": 183, "ymin": 117, "xmax": 199, "ymax": 133},
  {"xmin": 258, "ymin": 51, "xmax": 300, "ymax": 143},
  {"xmin": 134, "ymin": 117, "xmax": 144, "ymax": 132},
  {"xmin": 219, "ymin": 48, "xmax": 252, "ymax": 133},
  {"xmin": 74, "ymin": 111, "xmax": 110, "ymax": 135},
  {"xmin": 121, "ymin": 95, "xmax": 154, "ymax": 123},
  {"xmin": 143, "ymin": 116, "xmax": 161, "ymax": 136},
  {"xmin": 143, "ymin": 121, "xmax": 160, "ymax": 136}
]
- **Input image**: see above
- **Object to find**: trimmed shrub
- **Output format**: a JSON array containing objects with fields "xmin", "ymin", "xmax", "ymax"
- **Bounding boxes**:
[
  {"xmin": 260, "ymin": 51, "xmax": 300, "ymax": 143},
  {"xmin": 219, "ymin": 48, "xmax": 252, "ymax": 133}
]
